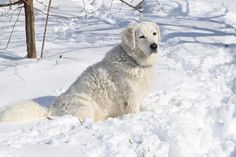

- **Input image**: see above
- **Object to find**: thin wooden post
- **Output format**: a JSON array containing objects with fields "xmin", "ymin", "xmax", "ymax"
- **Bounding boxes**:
[
  {"xmin": 23, "ymin": 0, "xmax": 36, "ymax": 58},
  {"xmin": 41, "ymin": 0, "xmax": 52, "ymax": 58}
]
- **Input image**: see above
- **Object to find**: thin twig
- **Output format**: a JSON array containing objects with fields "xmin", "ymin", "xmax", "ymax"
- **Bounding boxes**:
[
  {"xmin": 109, "ymin": 0, "xmax": 114, "ymax": 9},
  {"xmin": 0, "ymin": 0, "xmax": 22, "ymax": 7},
  {"xmin": 35, "ymin": 0, "xmax": 47, "ymax": 10},
  {"xmin": 8, "ymin": 0, "xmax": 12, "ymax": 9},
  {"xmin": 9, "ymin": 5, "xmax": 22, "ymax": 22},
  {"xmin": 135, "ymin": 0, "xmax": 144, "ymax": 9},
  {"xmin": 120, "ymin": 0, "xmax": 143, "ymax": 13},
  {"xmin": 40, "ymin": 0, "xmax": 52, "ymax": 58},
  {"xmin": 155, "ymin": 0, "xmax": 167, "ymax": 14},
  {"xmin": 82, "ymin": 0, "xmax": 88, "ymax": 15},
  {"xmin": 21, "ymin": 0, "xmax": 100, "ymax": 19},
  {"xmin": 35, "ymin": 0, "xmax": 57, "ymax": 10},
  {"xmin": 5, "ymin": 5, "xmax": 23, "ymax": 49}
]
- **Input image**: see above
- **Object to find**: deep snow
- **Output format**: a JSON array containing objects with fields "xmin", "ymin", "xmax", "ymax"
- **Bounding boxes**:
[{"xmin": 0, "ymin": 0, "xmax": 236, "ymax": 157}]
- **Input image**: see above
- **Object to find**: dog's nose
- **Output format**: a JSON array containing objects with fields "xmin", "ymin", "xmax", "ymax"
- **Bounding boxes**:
[{"xmin": 150, "ymin": 43, "xmax": 157, "ymax": 50}]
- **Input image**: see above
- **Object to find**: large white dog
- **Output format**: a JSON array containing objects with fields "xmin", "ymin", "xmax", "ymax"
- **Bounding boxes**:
[{"xmin": 0, "ymin": 21, "xmax": 161, "ymax": 122}]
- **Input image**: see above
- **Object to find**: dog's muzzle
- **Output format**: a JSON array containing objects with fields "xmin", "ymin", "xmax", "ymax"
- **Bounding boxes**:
[{"xmin": 150, "ymin": 43, "xmax": 159, "ymax": 53}]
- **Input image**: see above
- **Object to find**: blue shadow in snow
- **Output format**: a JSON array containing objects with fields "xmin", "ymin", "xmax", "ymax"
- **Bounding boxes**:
[{"xmin": 32, "ymin": 96, "xmax": 56, "ymax": 108}]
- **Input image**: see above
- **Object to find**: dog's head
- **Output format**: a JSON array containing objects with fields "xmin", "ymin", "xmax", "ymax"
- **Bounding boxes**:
[{"xmin": 121, "ymin": 21, "xmax": 161, "ymax": 66}]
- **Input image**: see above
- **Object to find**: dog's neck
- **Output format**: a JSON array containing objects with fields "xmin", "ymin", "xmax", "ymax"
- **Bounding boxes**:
[{"xmin": 119, "ymin": 45, "xmax": 153, "ymax": 69}]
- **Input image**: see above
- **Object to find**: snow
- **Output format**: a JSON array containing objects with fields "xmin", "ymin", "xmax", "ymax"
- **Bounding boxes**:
[{"xmin": 0, "ymin": 0, "xmax": 236, "ymax": 156}]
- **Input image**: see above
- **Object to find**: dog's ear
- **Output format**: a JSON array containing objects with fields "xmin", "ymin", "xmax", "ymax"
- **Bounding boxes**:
[{"xmin": 121, "ymin": 25, "xmax": 136, "ymax": 50}]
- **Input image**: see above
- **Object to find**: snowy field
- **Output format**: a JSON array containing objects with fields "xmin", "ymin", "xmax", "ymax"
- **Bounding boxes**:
[{"xmin": 0, "ymin": 0, "xmax": 236, "ymax": 156}]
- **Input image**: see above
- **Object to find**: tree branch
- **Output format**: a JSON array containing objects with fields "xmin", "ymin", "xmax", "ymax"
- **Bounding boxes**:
[
  {"xmin": 155, "ymin": 0, "xmax": 167, "ymax": 14},
  {"xmin": 0, "ymin": 0, "xmax": 22, "ymax": 7},
  {"xmin": 5, "ymin": 5, "xmax": 23, "ymax": 49},
  {"xmin": 120, "ymin": 0, "xmax": 143, "ymax": 13}
]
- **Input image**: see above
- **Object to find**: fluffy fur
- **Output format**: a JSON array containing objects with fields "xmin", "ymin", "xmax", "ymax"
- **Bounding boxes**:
[
  {"xmin": 0, "ymin": 21, "xmax": 161, "ymax": 122},
  {"xmin": 0, "ymin": 100, "xmax": 48, "ymax": 122}
]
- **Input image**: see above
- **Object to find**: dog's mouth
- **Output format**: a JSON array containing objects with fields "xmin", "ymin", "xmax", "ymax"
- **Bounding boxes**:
[{"xmin": 151, "ymin": 49, "xmax": 158, "ymax": 53}]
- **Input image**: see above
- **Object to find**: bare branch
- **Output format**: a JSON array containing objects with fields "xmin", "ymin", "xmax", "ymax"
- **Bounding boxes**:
[
  {"xmin": 109, "ymin": 0, "xmax": 114, "ymax": 9},
  {"xmin": 9, "ymin": 4, "xmax": 22, "ymax": 22},
  {"xmin": 35, "ymin": 0, "xmax": 47, "ymax": 10},
  {"xmin": 135, "ymin": 0, "xmax": 144, "ymax": 9},
  {"xmin": 5, "ymin": 5, "xmax": 23, "ymax": 49},
  {"xmin": 21, "ymin": 0, "xmax": 101, "ymax": 19},
  {"xmin": 155, "ymin": 0, "xmax": 167, "ymax": 14},
  {"xmin": 82, "ymin": 0, "xmax": 88, "ymax": 15},
  {"xmin": 0, "ymin": 0, "xmax": 22, "ymax": 7},
  {"xmin": 120, "ymin": 0, "xmax": 143, "ymax": 13}
]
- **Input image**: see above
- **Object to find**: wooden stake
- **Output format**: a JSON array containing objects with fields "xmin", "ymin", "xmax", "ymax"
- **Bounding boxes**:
[
  {"xmin": 24, "ymin": 0, "xmax": 36, "ymax": 58},
  {"xmin": 40, "ymin": 0, "xmax": 52, "ymax": 58}
]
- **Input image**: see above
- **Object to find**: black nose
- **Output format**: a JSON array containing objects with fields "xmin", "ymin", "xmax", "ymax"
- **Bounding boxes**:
[{"xmin": 150, "ymin": 43, "xmax": 157, "ymax": 50}]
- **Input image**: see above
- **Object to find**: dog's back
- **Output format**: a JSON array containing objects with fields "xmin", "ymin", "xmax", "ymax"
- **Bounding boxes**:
[{"xmin": 50, "ymin": 53, "xmax": 123, "ymax": 121}]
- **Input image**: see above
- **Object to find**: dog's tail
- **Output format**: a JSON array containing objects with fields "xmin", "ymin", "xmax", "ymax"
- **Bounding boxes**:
[{"xmin": 0, "ymin": 100, "xmax": 50, "ymax": 123}]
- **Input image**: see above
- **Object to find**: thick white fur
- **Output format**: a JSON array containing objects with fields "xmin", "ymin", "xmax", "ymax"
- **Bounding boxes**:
[
  {"xmin": 0, "ymin": 21, "xmax": 160, "ymax": 123},
  {"xmin": 0, "ymin": 100, "xmax": 48, "ymax": 122}
]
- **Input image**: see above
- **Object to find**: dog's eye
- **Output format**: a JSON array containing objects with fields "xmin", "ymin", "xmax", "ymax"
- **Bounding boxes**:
[
  {"xmin": 153, "ymin": 32, "xmax": 157, "ymax": 36},
  {"xmin": 139, "ymin": 35, "xmax": 145, "ymax": 39}
]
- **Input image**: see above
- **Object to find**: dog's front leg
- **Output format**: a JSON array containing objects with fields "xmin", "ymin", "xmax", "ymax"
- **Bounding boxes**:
[{"xmin": 123, "ymin": 91, "xmax": 140, "ymax": 114}]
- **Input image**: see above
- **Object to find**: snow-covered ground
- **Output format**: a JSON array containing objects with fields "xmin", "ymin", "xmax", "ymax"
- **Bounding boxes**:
[{"xmin": 0, "ymin": 0, "xmax": 236, "ymax": 156}]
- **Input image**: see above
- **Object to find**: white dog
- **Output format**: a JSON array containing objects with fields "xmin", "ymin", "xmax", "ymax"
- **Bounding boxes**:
[{"xmin": 0, "ymin": 21, "xmax": 161, "ymax": 122}]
